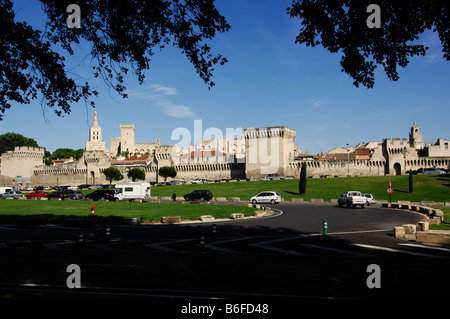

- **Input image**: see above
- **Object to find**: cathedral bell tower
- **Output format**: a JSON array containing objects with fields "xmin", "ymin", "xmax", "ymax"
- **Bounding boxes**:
[{"xmin": 86, "ymin": 111, "xmax": 106, "ymax": 151}]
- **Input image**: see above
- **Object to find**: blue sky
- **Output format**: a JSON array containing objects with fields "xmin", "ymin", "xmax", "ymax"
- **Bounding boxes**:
[{"xmin": 2, "ymin": 0, "xmax": 450, "ymax": 154}]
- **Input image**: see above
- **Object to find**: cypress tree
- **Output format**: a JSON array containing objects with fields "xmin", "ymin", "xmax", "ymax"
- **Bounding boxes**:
[
  {"xmin": 299, "ymin": 162, "xmax": 307, "ymax": 195},
  {"xmin": 408, "ymin": 170, "xmax": 413, "ymax": 193}
]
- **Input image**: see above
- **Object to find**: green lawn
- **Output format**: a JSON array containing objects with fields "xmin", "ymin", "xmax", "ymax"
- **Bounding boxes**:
[
  {"xmin": 0, "ymin": 200, "xmax": 256, "ymax": 223},
  {"xmin": 430, "ymin": 207, "xmax": 450, "ymax": 231},
  {"xmin": 5, "ymin": 174, "xmax": 449, "ymax": 225},
  {"xmin": 149, "ymin": 174, "xmax": 450, "ymax": 203}
]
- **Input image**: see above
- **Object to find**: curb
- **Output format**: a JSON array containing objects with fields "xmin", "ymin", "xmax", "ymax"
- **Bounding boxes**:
[
  {"xmin": 156, "ymin": 206, "xmax": 279, "ymax": 225},
  {"xmin": 383, "ymin": 202, "xmax": 449, "ymax": 245}
]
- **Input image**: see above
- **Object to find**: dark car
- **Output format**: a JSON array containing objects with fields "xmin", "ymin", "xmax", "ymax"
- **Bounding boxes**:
[
  {"xmin": 85, "ymin": 189, "xmax": 117, "ymax": 201},
  {"xmin": 47, "ymin": 191, "xmax": 67, "ymax": 199},
  {"xmin": 65, "ymin": 190, "xmax": 84, "ymax": 200},
  {"xmin": 47, "ymin": 190, "xmax": 83, "ymax": 200},
  {"xmin": 183, "ymin": 190, "xmax": 213, "ymax": 202}
]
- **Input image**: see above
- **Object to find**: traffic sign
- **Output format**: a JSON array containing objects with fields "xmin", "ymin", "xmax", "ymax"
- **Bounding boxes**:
[{"xmin": 387, "ymin": 187, "xmax": 393, "ymax": 194}]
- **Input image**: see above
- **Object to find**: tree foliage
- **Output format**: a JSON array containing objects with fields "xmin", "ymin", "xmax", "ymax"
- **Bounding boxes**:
[
  {"xmin": 408, "ymin": 169, "xmax": 413, "ymax": 194},
  {"xmin": 0, "ymin": 132, "xmax": 39, "ymax": 154},
  {"xmin": 298, "ymin": 162, "xmax": 307, "ymax": 195},
  {"xmin": 287, "ymin": 0, "xmax": 450, "ymax": 88},
  {"xmin": 158, "ymin": 166, "xmax": 177, "ymax": 182},
  {"xmin": 127, "ymin": 167, "xmax": 146, "ymax": 182},
  {"xmin": 49, "ymin": 148, "xmax": 84, "ymax": 160},
  {"xmin": 103, "ymin": 166, "xmax": 124, "ymax": 185},
  {"xmin": 0, "ymin": 0, "xmax": 230, "ymax": 120}
]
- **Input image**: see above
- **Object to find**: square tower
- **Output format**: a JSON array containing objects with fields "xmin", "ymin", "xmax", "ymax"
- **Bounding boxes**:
[
  {"xmin": 119, "ymin": 124, "xmax": 135, "ymax": 154},
  {"xmin": 409, "ymin": 120, "xmax": 423, "ymax": 149},
  {"xmin": 243, "ymin": 126, "xmax": 296, "ymax": 179}
]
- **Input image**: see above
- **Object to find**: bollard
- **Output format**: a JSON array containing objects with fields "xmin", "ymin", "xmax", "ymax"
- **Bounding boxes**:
[
  {"xmin": 323, "ymin": 219, "xmax": 328, "ymax": 235},
  {"xmin": 199, "ymin": 236, "xmax": 205, "ymax": 250},
  {"xmin": 212, "ymin": 224, "xmax": 217, "ymax": 238},
  {"xmin": 106, "ymin": 225, "xmax": 111, "ymax": 240}
]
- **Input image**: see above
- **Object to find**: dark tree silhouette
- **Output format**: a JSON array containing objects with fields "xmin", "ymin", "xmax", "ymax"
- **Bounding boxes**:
[
  {"xmin": 299, "ymin": 162, "xmax": 307, "ymax": 195},
  {"xmin": 0, "ymin": 0, "xmax": 230, "ymax": 120},
  {"xmin": 287, "ymin": 0, "xmax": 450, "ymax": 88}
]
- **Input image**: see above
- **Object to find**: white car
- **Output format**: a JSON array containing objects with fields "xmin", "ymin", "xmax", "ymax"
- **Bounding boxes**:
[
  {"xmin": 338, "ymin": 191, "xmax": 367, "ymax": 208},
  {"xmin": 423, "ymin": 168, "xmax": 446, "ymax": 174},
  {"xmin": 191, "ymin": 178, "xmax": 208, "ymax": 184},
  {"xmin": 266, "ymin": 174, "xmax": 285, "ymax": 180},
  {"xmin": 250, "ymin": 191, "xmax": 281, "ymax": 204},
  {"xmin": 363, "ymin": 193, "xmax": 376, "ymax": 206}
]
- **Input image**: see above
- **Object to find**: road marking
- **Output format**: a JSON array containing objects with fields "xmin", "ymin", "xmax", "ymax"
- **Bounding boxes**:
[
  {"xmin": 299, "ymin": 243, "xmax": 373, "ymax": 257},
  {"xmin": 145, "ymin": 238, "xmax": 195, "ymax": 252},
  {"xmin": 249, "ymin": 234, "xmax": 320, "ymax": 256},
  {"xmin": 351, "ymin": 243, "xmax": 446, "ymax": 258},
  {"xmin": 398, "ymin": 243, "xmax": 450, "ymax": 253},
  {"xmin": 328, "ymin": 229, "xmax": 391, "ymax": 235},
  {"xmin": 0, "ymin": 226, "xmax": 18, "ymax": 230},
  {"xmin": 204, "ymin": 237, "xmax": 250, "ymax": 254},
  {"xmin": 0, "ymin": 282, "xmax": 331, "ymax": 299},
  {"xmin": 42, "ymin": 240, "xmax": 78, "ymax": 250}
]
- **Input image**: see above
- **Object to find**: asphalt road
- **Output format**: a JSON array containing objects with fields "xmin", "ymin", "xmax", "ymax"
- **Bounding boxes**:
[{"xmin": 0, "ymin": 201, "xmax": 449, "ymax": 312}]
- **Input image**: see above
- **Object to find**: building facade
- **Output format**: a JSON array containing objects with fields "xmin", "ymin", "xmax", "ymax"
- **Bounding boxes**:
[{"xmin": 1, "ymin": 116, "xmax": 449, "ymax": 188}]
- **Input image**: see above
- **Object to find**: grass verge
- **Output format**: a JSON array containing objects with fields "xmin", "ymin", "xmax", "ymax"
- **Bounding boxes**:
[
  {"xmin": 148, "ymin": 174, "xmax": 450, "ymax": 202},
  {"xmin": 429, "ymin": 207, "xmax": 450, "ymax": 231},
  {"xmin": 0, "ymin": 200, "xmax": 257, "ymax": 224}
]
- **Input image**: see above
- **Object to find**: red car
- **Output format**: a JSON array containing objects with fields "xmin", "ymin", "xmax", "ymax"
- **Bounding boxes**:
[{"xmin": 26, "ymin": 191, "xmax": 49, "ymax": 199}]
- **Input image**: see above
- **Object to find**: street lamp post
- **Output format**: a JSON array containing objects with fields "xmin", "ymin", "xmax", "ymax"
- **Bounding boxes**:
[{"xmin": 346, "ymin": 120, "xmax": 350, "ymax": 177}]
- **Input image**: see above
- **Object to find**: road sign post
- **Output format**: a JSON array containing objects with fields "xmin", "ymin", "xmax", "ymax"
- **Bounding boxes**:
[{"xmin": 387, "ymin": 186, "xmax": 393, "ymax": 203}]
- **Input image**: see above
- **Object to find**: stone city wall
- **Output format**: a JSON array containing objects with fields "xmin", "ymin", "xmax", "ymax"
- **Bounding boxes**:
[
  {"xmin": 28, "ymin": 162, "xmax": 246, "ymax": 187},
  {"xmin": 288, "ymin": 159, "xmax": 388, "ymax": 177}
]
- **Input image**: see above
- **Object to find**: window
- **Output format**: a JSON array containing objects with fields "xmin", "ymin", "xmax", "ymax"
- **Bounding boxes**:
[
  {"xmin": 125, "ymin": 187, "xmax": 133, "ymax": 192},
  {"xmin": 445, "ymin": 143, "xmax": 448, "ymax": 149}
]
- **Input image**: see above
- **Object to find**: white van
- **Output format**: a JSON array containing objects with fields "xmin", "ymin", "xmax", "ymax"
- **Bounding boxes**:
[
  {"xmin": 114, "ymin": 182, "xmax": 150, "ymax": 201},
  {"xmin": 0, "ymin": 187, "xmax": 15, "ymax": 194}
]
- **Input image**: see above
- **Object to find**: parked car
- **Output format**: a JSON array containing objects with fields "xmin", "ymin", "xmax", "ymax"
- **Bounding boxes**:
[
  {"xmin": 337, "ymin": 191, "xmax": 367, "ymax": 208},
  {"xmin": 65, "ymin": 190, "xmax": 84, "ymax": 200},
  {"xmin": 85, "ymin": 189, "xmax": 117, "ymax": 201},
  {"xmin": 47, "ymin": 191, "xmax": 67, "ymax": 199},
  {"xmin": 191, "ymin": 178, "xmax": 208, "ymax": 184},
  {"xmin": 0, "ymin": 190, "xmax": 23, "ymax": 199},
  {"xmin": 266, "ymin": 174, "xmax": 285, "ymax": 180},
  {"xmin": 89, "ymin": 184, "xmax": 105, "ymax": 189},
  {"xmin": 26, "ymin": 191, "xmax": 49, "ymax": 199},
  {"xmin": 363, "ymin": 193, "xmax": 376, "ymax": 206},
  {"xmin": 167, "ymin": 180, "xmax": 186, "ymax": 185},
  {"xmin": 184, "ymin": 190, "xmax": 213, "ymax": 201},
  {"xmin": 423, "ymin": 168, "xmax": 446, "ymax": 174},
  {"xmin": 78, "ymin": 184, "xmax": 92, "ymax": 190},
  {"xmin": 250, "ymin": 191, "xmax": 281, "ymax": 204}
]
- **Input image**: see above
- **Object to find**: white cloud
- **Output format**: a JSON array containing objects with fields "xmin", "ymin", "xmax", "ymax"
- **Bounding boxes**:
[
  {"xmin": 147, "ymin": 84, "xmax": 178, "ymax": 96},
  {"xmin": 308, "ymin": 99, "xmax": 329, "ymax": 109},
  {"xmin": 127, "ymin": 84, "xmax": 195, "ymax": 118},
  {"xmin": 157, "ymin": 101, "xmax": 195, "ymax": 118}
]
